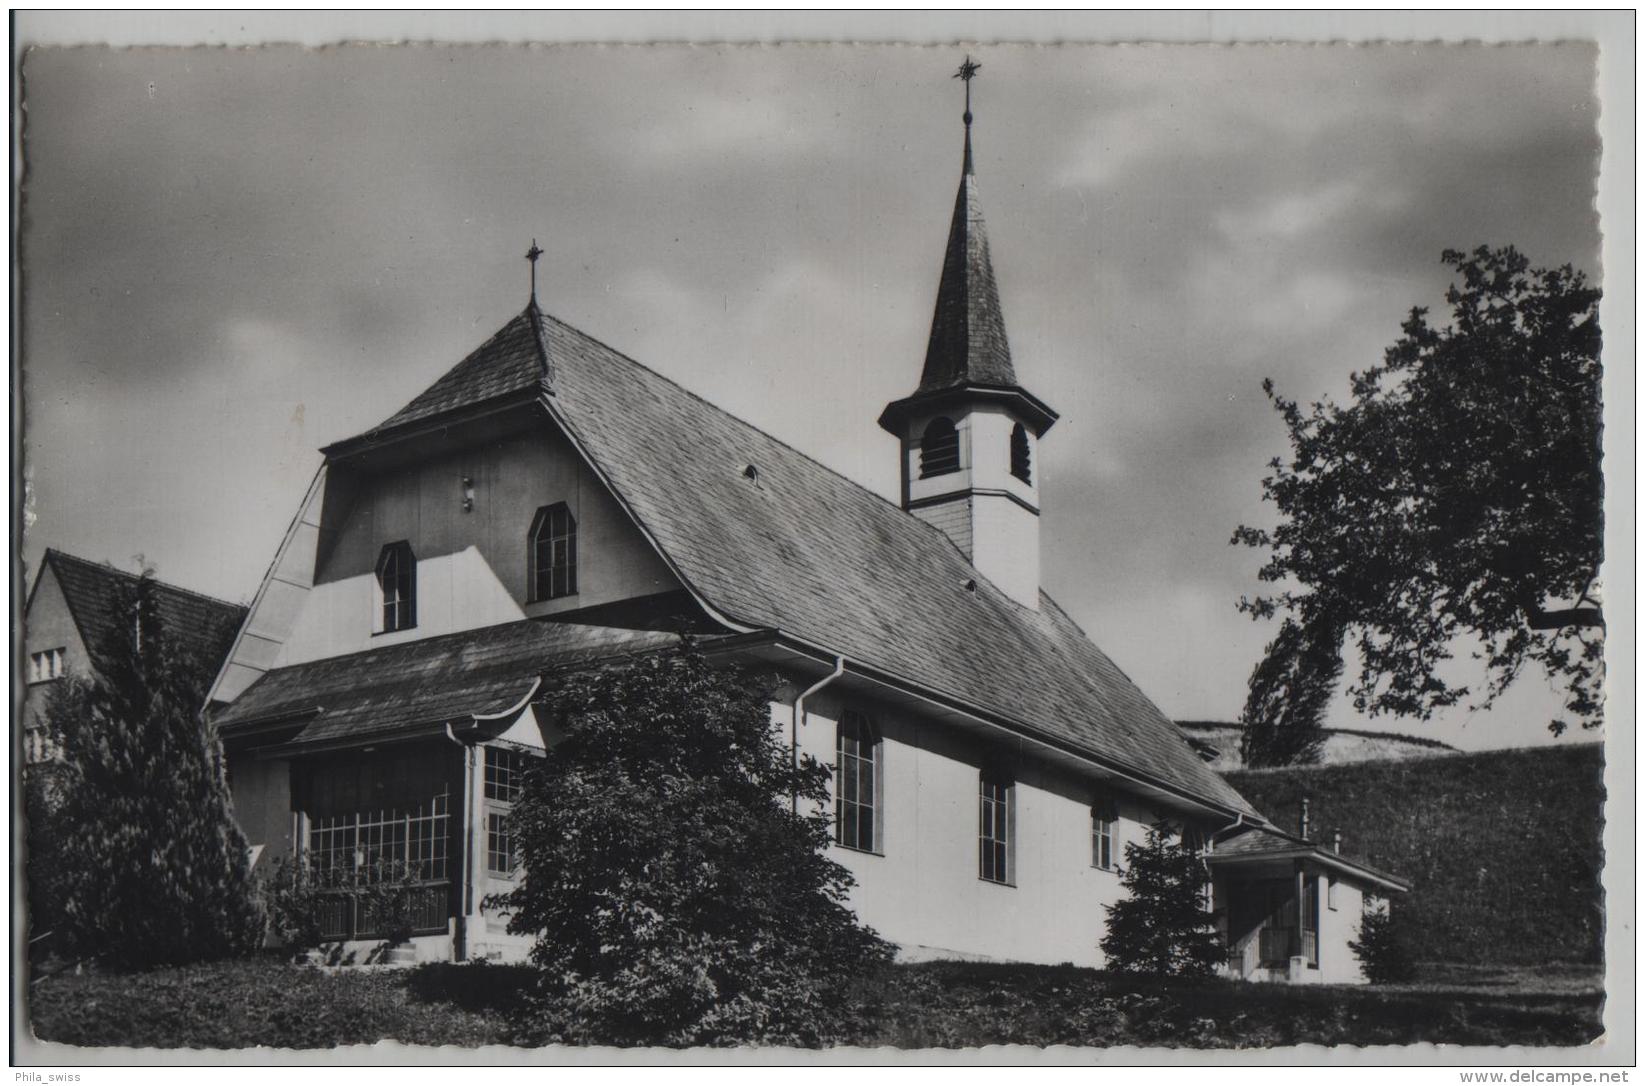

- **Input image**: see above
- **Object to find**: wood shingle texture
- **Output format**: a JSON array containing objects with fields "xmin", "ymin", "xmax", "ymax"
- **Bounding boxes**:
[
  {"xmin": 214, "ymin": 620, "xmax": 686, "ymax": 746},
  {"xmin": 918, "ymin": 128, "xmax": 1018, "ymax": 393},
  {"xmin": 533, "ymin": 312, "xmax": 1255, "ymax": 815},
  {"xmin": 42, "ymin": 549, "xmax": 247, "ymax": 680}
]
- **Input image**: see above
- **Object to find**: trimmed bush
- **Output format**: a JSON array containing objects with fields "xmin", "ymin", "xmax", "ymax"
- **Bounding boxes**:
[{"xmin": 1227, "ymin": 743, "xmax": 1605, "ymax": 967}]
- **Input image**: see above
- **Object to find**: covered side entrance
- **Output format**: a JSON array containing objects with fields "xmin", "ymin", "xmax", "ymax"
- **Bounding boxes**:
[{"xmin": 1208, "ymin": 825, "xmax": 1409, "ymax": 985}]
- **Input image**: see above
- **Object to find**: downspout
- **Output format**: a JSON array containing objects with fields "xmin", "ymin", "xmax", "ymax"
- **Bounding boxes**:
[
  {"xmin": 443, "ymin": 723, "xmax": 474, "ymax": 962},
  {"xmin": 1206, "ymin": 811, "xmax": 1248, "ymax": 970},
  {"xmin": 1210, "ymin": 811, "xmax": 1246, "ymax": 851},
  {"xmin": 791, "ymin": 656, "xmax": 846, "ymax": 814}
]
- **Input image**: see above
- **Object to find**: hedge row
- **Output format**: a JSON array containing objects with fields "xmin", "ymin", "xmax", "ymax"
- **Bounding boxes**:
[{"xmin": 1225, "ymin": 742, "xmax": 1606, "ymax": 967}]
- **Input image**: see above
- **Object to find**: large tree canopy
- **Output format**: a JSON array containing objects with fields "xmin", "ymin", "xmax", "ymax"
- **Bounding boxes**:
[{"xmin": 1234, "ymin": 245, "xmax": 1602, "ymax": 762}]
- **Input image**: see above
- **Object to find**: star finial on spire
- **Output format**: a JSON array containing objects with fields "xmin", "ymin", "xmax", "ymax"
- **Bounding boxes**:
[
  {"xmin": 525, "ymin": 238, "xmax": 544, "ymax": 301},
  {"xmin": 954, "ymin": 55, "xmax": 981, "ymax": 126}
]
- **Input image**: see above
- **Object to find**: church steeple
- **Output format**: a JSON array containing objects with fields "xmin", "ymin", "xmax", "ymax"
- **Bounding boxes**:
[
  {"xmin": 916, "ymin": 64, "xmax": 1018, "ymax": 394},
  {"xmin": 879, "ymin": 58, "xmax": 1059, "ymax": 611}
]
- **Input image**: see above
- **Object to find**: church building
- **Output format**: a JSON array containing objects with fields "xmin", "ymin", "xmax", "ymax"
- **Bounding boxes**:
[{"xmin": 205, "ymin": 71, "xmax": 1405, "ymax": 982}]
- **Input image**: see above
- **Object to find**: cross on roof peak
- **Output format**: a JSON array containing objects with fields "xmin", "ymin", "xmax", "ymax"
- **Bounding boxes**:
[
  {"xmin": 954, "ymin": 55, "xmax": 981, "ymax": 126},
  {"xmin": 525, "ymin": 238, "xmax": 544, "ymax": 301}
]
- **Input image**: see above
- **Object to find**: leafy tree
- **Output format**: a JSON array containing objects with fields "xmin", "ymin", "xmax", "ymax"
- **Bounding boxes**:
[
  {"xmin": 1100, "ymin": 820, "xmax": 1222, "ymax": 976},
  {"xmin": 499, "ymin": 646, "xmax": 891, "ymax": 1047},
  {"xmin": 1237, "ymin": 616, "xmax": 1340, "ymax": 767},
  {"xmin": 45, "ymin": 569, "xmax": 264, "ymax": 968},
  {"xmin": 1234, "ymin": 245, "xmax": 1602, "ymax": 762}
]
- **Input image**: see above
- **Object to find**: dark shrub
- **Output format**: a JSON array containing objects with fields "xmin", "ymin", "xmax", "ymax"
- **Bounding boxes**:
[
  {"xmin": 1100, "ymin": 820, "xmax": 1222, "ymax": 977},
  {"xmin": 1350, "ymin": 904, "xmax": 1418, "ymax": 983},
  {"xmin": 46, "ymin": 572, "xmax": 264, "ymax": 969},
  {"xmin": 499, "ymin": 646, "xmax": 891, "ymax": 1046}
]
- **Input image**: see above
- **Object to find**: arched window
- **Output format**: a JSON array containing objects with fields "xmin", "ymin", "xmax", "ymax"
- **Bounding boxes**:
[
  {"xmin": 919, "ymin": 417, "xmax": 960, "ymax": 478},
  {"xmin": 835, "ymin": 711, "xmax": 882, "ymax": 853},
  {"xmin": 376, "ymin": 541, "xmax": 416, "ymax": 632},
  {"xmin": 530, "ymin": 503, "xmax": 578, "ymax": 601},
  {"xmin": 1010, "ymin": 422, "xmax": 1032, "ymax": 484}
]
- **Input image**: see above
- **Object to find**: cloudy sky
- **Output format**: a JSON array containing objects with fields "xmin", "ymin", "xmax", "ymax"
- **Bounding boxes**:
[{"xmin": 19, "ymin": 35, "xmax": 1605, "ymax": 751}]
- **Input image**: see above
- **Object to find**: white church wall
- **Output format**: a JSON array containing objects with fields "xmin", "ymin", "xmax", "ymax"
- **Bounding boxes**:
[{"xmin": 792, "ymin": 690, "xmax": 1170, "ymax": 969}]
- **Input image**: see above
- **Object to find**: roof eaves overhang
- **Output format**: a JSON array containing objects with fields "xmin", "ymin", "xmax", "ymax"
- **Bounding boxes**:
[
  {"xmin": 1205, "ymin": 847, "xmax": 1411, "ymax": 894},
  {"xmin": 319, "ymin": 384, "xmax": 549, "ymax": 461},
  {"xmin": 248, "ymin": 680, "xmax": 541, "ymax": 760},
  {"xmin": 877, "ymin": 383, "xmax": 1060, "ymax": 438},
  {"xmin": 740, "ymin": 634, "xmax": 1263, "ymax": 827}
]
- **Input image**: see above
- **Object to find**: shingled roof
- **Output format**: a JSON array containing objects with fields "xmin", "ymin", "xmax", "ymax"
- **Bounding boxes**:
[
  {"xmin": 353, "ymin": 305, "xmax": 550, "ymax": 440},
  {"xmin": 876, "ymin": 123, "xmax": 1058, "ymax": 438},
  {"xmin": 917, "ymin": 127, "xmax": 1017, "ymax": 393},
  {"xmin": 1209, "ymin": 824, "xmax": 1410, "ymax": 891},
  {"xmin": 215, "ymin": 619, "xmax": 687, "ymax": 748},
  {"xmin": 318, "ymin": 302, "xmax": 1255, "ymax": 817},
  {"xmin": 38, "ymin": 549, "xmax": 247, "ymax": 681}
]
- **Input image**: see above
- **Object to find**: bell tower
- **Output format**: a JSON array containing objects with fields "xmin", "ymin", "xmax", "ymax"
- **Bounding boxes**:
[{"xmin": 878, "ymin": 57, "xmax": 1058, "ymax": 610}]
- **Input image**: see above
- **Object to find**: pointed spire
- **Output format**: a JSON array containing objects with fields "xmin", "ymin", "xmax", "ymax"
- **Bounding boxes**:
[{"xmin": 919, "ymin": 59, "xmax": 1016, "ymax": 392}]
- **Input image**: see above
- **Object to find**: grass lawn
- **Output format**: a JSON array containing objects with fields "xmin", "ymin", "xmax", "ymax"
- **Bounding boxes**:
[{"xmin": 28, "ymin": 956, "xmax": 1604, "ymax": 1051}]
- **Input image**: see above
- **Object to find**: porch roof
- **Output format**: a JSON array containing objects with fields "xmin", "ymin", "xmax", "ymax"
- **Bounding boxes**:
[
  {"xmin": 214, "ymin": 618, "xmax": 689, "ymax": 751},
  {"xmin": 1208, "ymin": 825, "xmax": 1410, "ymax": 893}
]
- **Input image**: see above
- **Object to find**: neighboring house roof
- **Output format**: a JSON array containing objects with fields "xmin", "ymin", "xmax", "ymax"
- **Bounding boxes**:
[
  {"xmin": 298, "ymin": 301, "xmax": 1255, "ymax": 817},
  {"xmin": 1208, "ymin": 824, "xmax": 1410, "ymax": 893},
  {"xmin": 1176, "ymin": 720, "xmax": 1457, "ymax": 772},
  {"xmin": 215, "ymin": 619, "xmax": 689, "ymax": 750},
  {"xmin": 35, "ymin": 549, "xmax": 248, "ymax": 682}
]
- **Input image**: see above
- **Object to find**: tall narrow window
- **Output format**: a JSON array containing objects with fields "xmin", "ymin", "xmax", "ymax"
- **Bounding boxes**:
[
  {"xmin": 1010, "ymin": 422, "xmax": 1032, "ymax": 483},
  {"xmin": 376, "ymin": 541, "xmax": 416, "ymax": 632},
  {"xmin": 835, "ymin": 711, "xmax": 881, "ymax": 853},
  {"xmin": 484, "ymin": 746, "xmax": 534, "ymax": 878},
  {"xmin": 978, "ymin": 770, "xmax": 1013, "ymax": 884},
  {"xmin": 530, "ymin": 503, "xmax": 578, "ymax": 601},
  {"xmin": 1091, "ymin": 793, "xmax": 1118, "ymax": 870},
  {"xmin": 919, "ymin": 417, "xmax": 960, "ymax": 478}
]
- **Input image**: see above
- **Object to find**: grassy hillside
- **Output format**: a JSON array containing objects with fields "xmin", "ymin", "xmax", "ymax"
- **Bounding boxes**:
[{"xmin": 1225, "ymin": 743, "xmax": 1606, "ymax": 967}]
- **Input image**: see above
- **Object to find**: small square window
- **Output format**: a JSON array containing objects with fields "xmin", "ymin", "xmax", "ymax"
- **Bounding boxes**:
[{"xmin": 29, "ymin": 648, "xmax": 65, "ymax": 683}]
